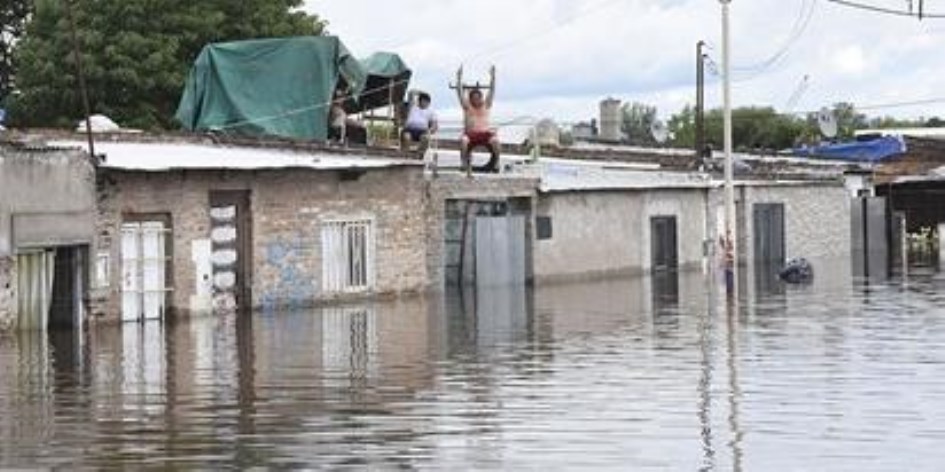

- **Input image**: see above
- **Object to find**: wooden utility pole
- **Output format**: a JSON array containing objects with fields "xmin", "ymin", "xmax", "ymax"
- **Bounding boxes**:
[{"xmin": 63, "ymin": 0, "xmax": 96, "ymax": 160}]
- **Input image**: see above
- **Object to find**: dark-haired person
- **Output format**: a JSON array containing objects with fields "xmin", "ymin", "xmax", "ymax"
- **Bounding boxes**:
[
  {"xmin": 456, "ymin": 65, "xmax": 499, "ymax": 174},
  {"xmin": 401, "ymin": 91, "xmax": 438, "ymax": 155}
]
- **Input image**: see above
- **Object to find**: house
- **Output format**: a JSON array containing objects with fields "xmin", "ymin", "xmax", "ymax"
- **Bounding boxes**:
[
  {"xmin": 57, "ymin": 138, "xmax": 430, "ymax": 322},
  {"xmin": 0, "ymin": 140, "xmax": 96, "ymax": 332},
  {"xmin": 527, "ymin": 158, "xmax": 852, "ymax": 286}
]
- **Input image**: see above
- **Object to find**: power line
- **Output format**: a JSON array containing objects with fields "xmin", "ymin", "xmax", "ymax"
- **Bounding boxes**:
[
  {"xmin": 824, "ymin": 0, "xmax": 945, "ymax": 18},
  {"xmin": 733, "ymin": 0, "xmax": 818, "ymax": 75}
]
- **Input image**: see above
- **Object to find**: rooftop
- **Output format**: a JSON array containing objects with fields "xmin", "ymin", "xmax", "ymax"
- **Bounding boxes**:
[{"xmin": 50, "ymin": 140, "xmax": 421, "ymax": 172}]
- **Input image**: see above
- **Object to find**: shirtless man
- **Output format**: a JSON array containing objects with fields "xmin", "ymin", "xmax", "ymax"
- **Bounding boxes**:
[{"xmin": 456, "ymin": 66, "xmax": 499, "ymax": 174}]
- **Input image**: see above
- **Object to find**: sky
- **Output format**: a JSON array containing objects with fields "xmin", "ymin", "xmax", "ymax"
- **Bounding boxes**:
[{"xmin": 304, "ymin": 0, "xmax": 945, "ymax": 128}]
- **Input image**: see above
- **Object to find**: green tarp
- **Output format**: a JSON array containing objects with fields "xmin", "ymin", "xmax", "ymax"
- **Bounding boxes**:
[
  {"xmin": 175, "ymin": 36, "xmax": 367, "ymax": 140},
  {"xmin": 346, "ymin": 52, "xmax": 412, "ymax": 113}
]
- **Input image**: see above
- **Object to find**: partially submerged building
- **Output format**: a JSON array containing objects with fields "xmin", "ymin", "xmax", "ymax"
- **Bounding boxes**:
[
  {"xmin": 0, "ymin": 132, "xmax": 861, "ymax": 331},
  {"xmin": 529, "ymin": 159, "xmax": 852, "ymax": 284},
  {"xmin": 0, "ymin": 141, "xmax": 96, "ymax": 331},
  {"xmin": 75, "ymin": 139, "xmax": 431, "ymax": 323}
]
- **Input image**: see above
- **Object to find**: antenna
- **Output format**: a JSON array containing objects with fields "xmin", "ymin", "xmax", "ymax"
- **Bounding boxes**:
[
  {"xmin": 650, "ymin": 120, "xmax": 670, "ymax": 144},
  {"xmin": 817, "ymin": 107, "xmax": 838, "ymax": 139}
]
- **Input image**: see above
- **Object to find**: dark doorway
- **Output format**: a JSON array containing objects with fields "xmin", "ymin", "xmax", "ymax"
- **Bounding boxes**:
[
  {"xmin": 651, "ymin": 216, "xmax": 678, "ymax": 271},
  {"xmin": 49, "ymin": 246, "xmax": 88, "ymax": 330},
  {"xmin": 753, "ymin": 203, "xmax": 785, "ymax": 264},
  {"xmin": 209, "ymin": 191, "xmax": 253, "ymax": 314}
]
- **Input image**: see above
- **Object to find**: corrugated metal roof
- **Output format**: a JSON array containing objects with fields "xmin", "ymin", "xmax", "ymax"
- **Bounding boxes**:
[{"xmin": 49, "ymin": 140, "xmax": 422, "ymax": 171}]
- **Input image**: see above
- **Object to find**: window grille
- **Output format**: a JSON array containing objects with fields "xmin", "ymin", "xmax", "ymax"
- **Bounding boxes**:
[{"xmin": 322, "ymin": 219, "xmax": 375, "ymax": 293}]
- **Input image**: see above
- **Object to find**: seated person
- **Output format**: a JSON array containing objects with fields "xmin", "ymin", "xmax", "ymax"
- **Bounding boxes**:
[
  {"xmin": 328, "ymin": 88, "xmax": 348, "ymax": 144},
  {"xmin": 456, "ymin": 66, "xmax": 500, "ymax": 173},
  {"xmin": 401, "ymin": 91, "xmax": 438, "ymax": 154}
]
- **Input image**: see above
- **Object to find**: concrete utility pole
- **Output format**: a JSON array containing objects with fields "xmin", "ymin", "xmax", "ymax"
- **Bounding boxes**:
[
  {"xmin": 720, "ymin": 0, "xmax": 737, "ymax": 296},
  {"xmin": 696, "ymin": 40, "xmax": 706, "ymax": 159}
]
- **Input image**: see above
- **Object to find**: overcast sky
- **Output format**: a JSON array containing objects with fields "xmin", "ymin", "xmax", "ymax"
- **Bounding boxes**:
[{"xmin": 304, "ymin": 0, "xmax": 945, "ymax": 126}]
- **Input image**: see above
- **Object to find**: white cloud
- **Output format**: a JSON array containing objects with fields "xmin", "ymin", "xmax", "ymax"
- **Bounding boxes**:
[{"xmin": 306, "ymin": 0, "xmax": 945, "ymax": 121}]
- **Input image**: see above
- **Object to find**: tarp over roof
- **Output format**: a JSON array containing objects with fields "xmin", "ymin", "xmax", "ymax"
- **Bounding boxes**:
[
  {"xmin": 345, "ymin": 52, "xmax": 412, "ymax": 113},
  {"xmin": 792, "ymin": 136, "xmax": 907, "ymax": 163},
  {"xmin": 175, "ymin": 36, "xmax": 367, "ymax": 141}
]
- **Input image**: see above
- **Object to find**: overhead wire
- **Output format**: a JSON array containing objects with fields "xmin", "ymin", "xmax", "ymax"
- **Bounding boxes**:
[{"xmin": 824, "ymin": 0, "xmax": 945, "ymax": 18}]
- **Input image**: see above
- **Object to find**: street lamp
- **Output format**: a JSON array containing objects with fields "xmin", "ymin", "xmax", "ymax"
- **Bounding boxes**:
[{"xmin": 720, "ymin": 0, "xmax": 737, "ymax": 297}]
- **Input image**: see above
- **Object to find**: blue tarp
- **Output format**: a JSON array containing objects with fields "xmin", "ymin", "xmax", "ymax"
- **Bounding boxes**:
[{"xmin": 793, "ymin": 136, "xmax": 907, "ymax": 162}]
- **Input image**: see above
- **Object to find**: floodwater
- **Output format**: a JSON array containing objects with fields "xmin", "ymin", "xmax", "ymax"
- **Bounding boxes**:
[{"xmin": 2, "ymin": 261, "xmax": 945, "ymax": 470}]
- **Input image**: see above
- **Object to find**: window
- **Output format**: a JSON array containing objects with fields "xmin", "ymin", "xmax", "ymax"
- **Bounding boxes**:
[
  {"xmin": 322, "ymin": 218, "xmax": 375, "ymax": 293},
  {"xmin": 536, "ymin": 216, "xmax": 553, "ymax": 240}
]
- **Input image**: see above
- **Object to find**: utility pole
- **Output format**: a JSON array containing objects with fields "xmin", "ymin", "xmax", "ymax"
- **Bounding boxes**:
[
  {"xmin": 721, "ymin": 0, "xmax": 737, "ymax": 297},
  {"xmin": 63, "ymin": 0, "xmax": 96, "ymax": 160},
  {"xmin": 695, "ymin": 40, "xmax": 706, "ymax": 160}
]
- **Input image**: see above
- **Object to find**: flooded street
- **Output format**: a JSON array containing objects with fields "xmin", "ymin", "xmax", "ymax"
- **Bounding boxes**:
[{"xmin": 2, "ymin": 262, "xmax": 945, "ymax": 470}]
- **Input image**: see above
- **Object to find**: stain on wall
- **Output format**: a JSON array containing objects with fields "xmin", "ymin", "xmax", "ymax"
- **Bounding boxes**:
[{"xmin": 259, "ymin": 233, "xmax": 317, "ymax": 313}]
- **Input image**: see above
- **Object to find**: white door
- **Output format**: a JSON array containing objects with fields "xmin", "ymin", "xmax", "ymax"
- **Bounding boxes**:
[{"xmin": 121, "ymin": 222, "xmax": 166, "ymax": 322}]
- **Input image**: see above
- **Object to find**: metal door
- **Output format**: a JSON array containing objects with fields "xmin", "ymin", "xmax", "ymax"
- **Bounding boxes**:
[
  {"xmin": 753, "ymin": 203, "xmax": 785, "ymax": 264},
  {"xmin": 121, "ymin": 222, "xmax": 166, "ymax": 322},
  {"xmin": 475, "ymin": 216, "xmax": 526, "ymax": 287},
  {"xmin": 651, "ymin": 216, "xmax": 679, "ymax": 270}
]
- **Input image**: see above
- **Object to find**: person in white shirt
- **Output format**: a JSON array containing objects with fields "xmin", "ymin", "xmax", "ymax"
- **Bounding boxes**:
[{"xmin": 401, "ymin": 91, "xmax": 438, "ymax": 155}]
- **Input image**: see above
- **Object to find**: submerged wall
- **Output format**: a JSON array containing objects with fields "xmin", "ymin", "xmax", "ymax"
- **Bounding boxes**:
[
  {"xmin": 92, "ymin": 166, "xmax": 431, "ymax": 321},
  {"xmin": 0, "ymin": 145, "xmax": 96, "ymax": 331},
  {"xmin": 533, "ymin": 188, "xmax": 710, "ymax": 282}
]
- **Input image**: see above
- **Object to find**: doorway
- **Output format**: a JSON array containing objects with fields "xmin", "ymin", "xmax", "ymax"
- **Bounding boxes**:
[
  {"xmin": 753, "ymin": 203, "xmax": 785, "ymax": 264},
  {"xmin": 651, "ymin": 216, "xmax": 679, "ymax": 271},
  {"xmin": 16, "ymin": 245, "xmax": 88, "ymax": 331}
]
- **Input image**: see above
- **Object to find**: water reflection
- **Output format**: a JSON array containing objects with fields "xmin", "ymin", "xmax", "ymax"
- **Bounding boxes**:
[{"xmin": 1, "ymin": 263, "xmax": 945, "ymax": 469}]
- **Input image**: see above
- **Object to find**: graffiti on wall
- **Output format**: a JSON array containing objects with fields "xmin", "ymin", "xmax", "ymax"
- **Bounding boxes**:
[{"xmin": 259, "ymin": 233, "xmax": 316, "ymax": 314}]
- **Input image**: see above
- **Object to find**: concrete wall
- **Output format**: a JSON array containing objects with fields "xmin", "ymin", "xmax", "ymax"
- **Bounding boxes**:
[
  {"xmin": 533, "ymin": 188, "xmax": 709, "ymax": 282},
  {"xmin": 0, "ymin": 146, "xmax": 96, "ymax": 331},
  {"xmin": 91, "ymin": 166, "xmax": 431, "ymax": 321},
  {"xmin": 738, "ymin": 183, "xmax": 852, "ymax": 263},
  {"xmin": 424, "ymin": 174, "xmax": 539, "ymax": 289}
]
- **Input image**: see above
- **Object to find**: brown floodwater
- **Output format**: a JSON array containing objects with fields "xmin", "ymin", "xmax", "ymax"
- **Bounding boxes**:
[{"xmin": 1, "ymin": 261, "xmax": 944, "ymax": 470}]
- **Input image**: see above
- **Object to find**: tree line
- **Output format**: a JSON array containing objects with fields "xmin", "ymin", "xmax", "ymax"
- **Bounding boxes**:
[
  {"xmin": 621, "ymin": 101, "xmax": 945, "ymax": 151},
  {"xmin": 0, "ymin": 0, "xmax": 324, "ymax": 129}
]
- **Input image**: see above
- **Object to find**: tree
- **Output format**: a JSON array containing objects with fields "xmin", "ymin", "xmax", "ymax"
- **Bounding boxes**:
[
  {"xmin": 9, "ymin": 0, "xmax": 326, "ymax": 129},
  {"xmin": 700, "ymin": 106, "xmax": 804, "ymax": 151},
  {"xmin": 829, "ymin": 102, "xmax": 867, "ymax": 139},
  {"xmin": 620, "ymin": 101, "xmax": 657, "ymax": 145},
  {"xmin": 0, "ymin": 0, "xmax": 31, "ymax": 103},
  {"xmin": 667, "ymin": 104, "xmax": 696, "ymax": 149}
]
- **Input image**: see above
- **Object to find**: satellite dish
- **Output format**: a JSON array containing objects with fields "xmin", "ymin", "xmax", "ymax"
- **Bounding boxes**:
[
  {"xmin": 650, "ymin": 120, "xmax": 669, "ymax": 144},
  {"xmin": 817, "ymin": 107, "xmax": 838, "ymax": 139}
]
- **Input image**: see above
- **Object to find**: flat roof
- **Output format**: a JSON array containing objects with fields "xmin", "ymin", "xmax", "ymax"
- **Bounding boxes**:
[{"xmin": 49, "ymin": 140, "xmax": 422, "ymax": 172}]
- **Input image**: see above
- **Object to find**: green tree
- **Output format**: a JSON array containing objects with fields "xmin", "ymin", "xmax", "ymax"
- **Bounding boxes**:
[
  {"xmin": 620, "ymin": 101, "xmax": 657, "ymax": 145},
  {"xmin": 829, "ymin": 102, "xmax": 867, "ymax": 139},
  {"xmin": 9, "ymin": 0, "xmax": 325, "ymax": 129},
  {"xmin": 702, "ymin": 106, "xmax": 804, "ymax": 151},
  {"xmin": 667, "ymin": 104, "xmax": 695, "ymax": 149},
  {"xmin": 0, "ymin": 0, "xmax": 31, "ymax": 103}
]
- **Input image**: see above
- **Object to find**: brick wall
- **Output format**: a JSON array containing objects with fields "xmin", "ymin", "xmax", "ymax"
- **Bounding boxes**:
[{"xmin": 92, "ymin": 166, "xmax": 430, "ymax": 322}]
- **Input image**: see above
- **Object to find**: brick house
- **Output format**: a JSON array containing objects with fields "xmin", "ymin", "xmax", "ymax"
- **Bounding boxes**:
[{"xmin": 80, "ymin": 139, "xmax": 431, "ymax": 322}]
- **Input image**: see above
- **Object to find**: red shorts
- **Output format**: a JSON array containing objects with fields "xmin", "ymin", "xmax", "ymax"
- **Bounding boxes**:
[{"xmin": 464, "ymin": 130, "xmax": 495, "ymax": 148}]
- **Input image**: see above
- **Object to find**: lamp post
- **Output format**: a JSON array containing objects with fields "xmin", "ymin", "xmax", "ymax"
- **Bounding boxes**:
[{"xmin": 720, "ymin": 0, "xmax": 737, "ymax": 297}]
